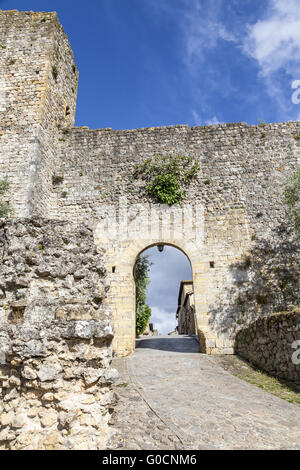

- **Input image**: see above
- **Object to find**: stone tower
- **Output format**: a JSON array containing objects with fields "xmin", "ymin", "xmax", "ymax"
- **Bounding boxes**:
[{"xmin": 0, "ymin": 10, "xmax": 78, "ymax": 217}]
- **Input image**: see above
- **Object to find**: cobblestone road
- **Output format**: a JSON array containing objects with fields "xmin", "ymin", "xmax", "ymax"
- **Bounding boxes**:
[{"xmin": 111, "ymin": 335, "xmax": 300, "ymax": 450}]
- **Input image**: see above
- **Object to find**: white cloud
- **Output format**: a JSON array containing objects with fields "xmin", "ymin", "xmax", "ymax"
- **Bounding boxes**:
[
  {"xmin": 150, "ymin": 306, "xmax": 177, "ymax": 335},
  {"xmin": 182, "ymin": 0, "xmax": 236, "ymax": 69},
  {"xmin": 205, "ymin": 116, "xmax": 222, "ymax": 125},
  {"xmin": 243, "ymin": 0, "xmax": 300, "ymax": 77},
  {"xmin": 192, "ymin": 110, "xmax": 202, "ymax": 125},
  {"xmin": 242, "ymin": 0, "xmax": 300, "ymax": 118},
  {"xmin": 192, "ymin": 110, "xmax": 222, "ymax": 126}
]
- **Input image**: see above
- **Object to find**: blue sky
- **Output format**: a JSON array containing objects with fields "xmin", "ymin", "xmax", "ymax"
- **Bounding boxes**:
[
  {"xmin": 2, "ymin": 0, "xmax": 300, "ymax": 333},
  {"xmin": 1, "ymin": 0, "xmax": 300, "ymax": 129}
]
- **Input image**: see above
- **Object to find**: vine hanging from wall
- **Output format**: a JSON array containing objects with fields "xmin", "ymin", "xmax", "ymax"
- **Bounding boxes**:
[{"xmin": 134, "ymin": 153, "xmax": 199, "ymax": 205}]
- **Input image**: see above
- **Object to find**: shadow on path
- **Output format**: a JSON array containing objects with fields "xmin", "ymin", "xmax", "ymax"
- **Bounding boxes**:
[{"xmin": 136, "ymin": 335, "xmax": 200, "ymax": 353}]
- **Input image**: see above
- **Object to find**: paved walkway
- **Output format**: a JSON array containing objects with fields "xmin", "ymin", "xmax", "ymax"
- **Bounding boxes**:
[{"xmin": 111, "ymin": 335, "xmax": 300, "ymax": 450}]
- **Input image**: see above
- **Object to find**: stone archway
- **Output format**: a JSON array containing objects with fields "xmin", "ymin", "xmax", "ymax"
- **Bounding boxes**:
[
  {"xmin": 98, "ymin": 236, "xmax": 216, "ymax": 357},
  {"xmin": 134, "ymin": 242, "xmax": 194, "ymax": 338},
  {"xmin": 93, "ymin": 201, "xmax": 247, "ymax": 357}
]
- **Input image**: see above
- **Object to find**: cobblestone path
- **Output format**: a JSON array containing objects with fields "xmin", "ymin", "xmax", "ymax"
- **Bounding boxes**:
[{"xmin": 110, "ymin": 335, "xmax": 300, "ymax": 450}]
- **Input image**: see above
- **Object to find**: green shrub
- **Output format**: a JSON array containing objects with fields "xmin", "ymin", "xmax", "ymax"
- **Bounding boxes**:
[
  {"xmin": 135, "ymin": 255, "xmax": 152, "ymax": 336},
  {"xmin": 134, "ymin": 153, "xmax": 199, "ymax": 205},
  {"xmin": 147, "ymin": 173, "xmax": 183, "ymax": 205},
  {"xmin": 136, "ymin": 304, "xmax": 151, "ymax": 337}
]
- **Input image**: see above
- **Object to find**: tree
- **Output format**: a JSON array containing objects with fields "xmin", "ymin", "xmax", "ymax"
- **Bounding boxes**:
[
  {"xmin": 134, "ymin": 255, "xmax": 152, "ymax": 336},
  {"xmin": 284, "ymin": 169, "xmax": 300, "ymax": 234}
]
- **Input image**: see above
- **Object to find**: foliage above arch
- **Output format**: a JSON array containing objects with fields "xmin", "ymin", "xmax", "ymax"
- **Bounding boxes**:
[{"xmin": 134, "ymin": 154, "xmax": 199, "ymax": 205}]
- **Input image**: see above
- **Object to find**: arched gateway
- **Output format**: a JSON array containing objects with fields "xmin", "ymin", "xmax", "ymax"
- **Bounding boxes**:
[{"xmin": 94, "ymin": 201, "xmax": 249, "ymax": 356}]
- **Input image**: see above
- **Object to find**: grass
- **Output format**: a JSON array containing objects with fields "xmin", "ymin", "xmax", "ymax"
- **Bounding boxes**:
[
  {"xmin": 116, "ymin": 382, "xmax": 128, "ymax": 388},
  {"xmin": 211, "ymin": 354, "xmax": 300, "ymax": 405},
  {"xmin": 234, "ymin": 370, "xmax": 300, "ymax": 405}
]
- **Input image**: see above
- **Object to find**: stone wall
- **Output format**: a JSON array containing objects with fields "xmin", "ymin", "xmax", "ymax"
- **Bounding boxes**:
[
  {"xmin": 50, "ymin": 121, "xmax": 299, "ymax": 354},
  {"xmin": 51, "ymin": 122, "xmax": 299, "ymax": 226},
  {"xmin": 235, "ymin": 310, "xmax": 300, "ymax": 384},
  {"xmin": 177, "ymin": 281, "xmax": 196, "ymax": 335},
  {"xmin": 210, "ymin": 226, "xmax": 300, "ymax": 339},
  {"xmin": 0, "ymin": 10, "xmax": 299, "ymax": 356},
  {"xmin": 0, "ymin": 10, "xmax": 78, "ymax": 217},
  {"xmin": 0, "ymin": 218, "xmax": 117, "ymax": 450}
]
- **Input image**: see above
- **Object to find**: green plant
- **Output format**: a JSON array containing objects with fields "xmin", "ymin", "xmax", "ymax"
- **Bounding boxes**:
[
  {"xmin": 134, "ymin": 154, "xmax": 199, "ymax": 205},
  {"xmin": 135, "ymin": 255, "xmax": 152, "ymax": 336},
  {"xmin": 148, "ymin": 173, "xmax": 183, "ymax": 205},
  {"xmin": 52, "ymin": 66, "xmax": 58, "ymax": 81},
  {"xmin": 72, "ymin": 64, "xmax": 76, "ymax": 73},
  {"xmin": 0, "ymin": 178, "xmax": 10, "ymax": 218},
  {"xmin": 136, "ymin": 304, "xmax": 151, "ymax": 337},
  {"xmin": 284, "ymin": 169, "xmax": 300, "ymax": 233}
]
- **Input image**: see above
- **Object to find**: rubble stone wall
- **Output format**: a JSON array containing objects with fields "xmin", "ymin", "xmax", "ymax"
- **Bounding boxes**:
[
  {"xmin": 235, "ymin": 310, "xmax": 300, "ymax": 384},
  {"xmin": 0, "ymin": 218, "xmax": 117, "ymax": 450}
]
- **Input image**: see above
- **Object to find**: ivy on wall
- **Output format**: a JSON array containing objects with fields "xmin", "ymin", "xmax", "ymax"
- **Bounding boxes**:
[
  {"xmin": 134, "ymin": 154, "xmax": 199, "ymax": 205},
  {"xmin": 0, "ymin": 178, "xmax": 10, "ymax": 218}
]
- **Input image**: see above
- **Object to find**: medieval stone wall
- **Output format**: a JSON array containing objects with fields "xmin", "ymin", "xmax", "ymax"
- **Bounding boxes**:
[
  {"xmin": 0, "ymin": 10, "xmax": 78, "ymax": 218},
  {"xmin": 0, "ymin": 9, "xmax": 299, "ymax": 357},
  {"xmin": 0, "ymin": 218, "xmax": 117, "ymax": 450},
  {"xmin": 235, "ymin": 310, "xmax": 300, "ymax": 384},
  {"xmin": 49, "ymin": 122, "xmax": 300, "ymax": 354},
  {"xmin": 51, "ymin": 122, "xmax": 299, "ymax": 226}
]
